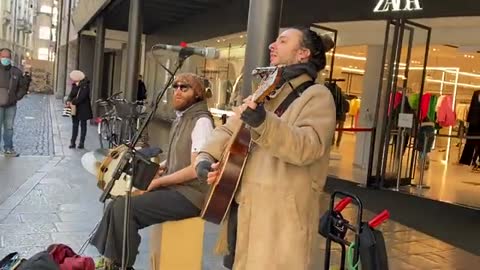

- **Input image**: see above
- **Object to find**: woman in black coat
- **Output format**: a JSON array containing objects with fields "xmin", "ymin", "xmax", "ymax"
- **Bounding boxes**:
[{"xmin": 66, "ymin": 70, "xmax": 93, "ymax": 149}]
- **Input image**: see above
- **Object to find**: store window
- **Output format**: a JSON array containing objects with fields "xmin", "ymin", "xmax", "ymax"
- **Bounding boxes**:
[
  {"xmin": 39, "ymin": 26, "xmax": 51, "ymax": 40},
  {"xmin": 52, "ymin": 7, "xmax": 58, "ymax": 26},
  {"xmin": 40, "ymin": 5, "xmax": 52, "ymax": 14},
  {"xmin": 38, "ymin": 48, "xmax": 49, "ymax": 60},
  {"xmin": 191, "ymin": 33, "xmax": 247, "ymax": 110}
]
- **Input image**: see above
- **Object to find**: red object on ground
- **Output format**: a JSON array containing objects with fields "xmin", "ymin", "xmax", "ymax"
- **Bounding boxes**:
[{"xmin": 48, "ymin": 244, "xmax": 95, "ymax": 270}]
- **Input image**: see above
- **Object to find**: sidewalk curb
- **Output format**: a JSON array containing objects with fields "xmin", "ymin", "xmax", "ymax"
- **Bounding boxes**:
[{"xmin": 50, "ymin": 95, "xmax": 65, "ymax": 157}]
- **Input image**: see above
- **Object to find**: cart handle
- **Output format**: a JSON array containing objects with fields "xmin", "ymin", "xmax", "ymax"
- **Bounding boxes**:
[
  {"xmin": 334, "ymin": 197, "xmax": 352, "ymax": 212},
  {"xmin": 368, "ymin": 210, "xmax": 390, "ymax": 228}
]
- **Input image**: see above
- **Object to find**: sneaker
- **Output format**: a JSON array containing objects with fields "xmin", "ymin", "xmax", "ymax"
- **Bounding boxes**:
[
  {"xmin": 78, "ymin": 144, "xmax": 85, "ymax": 149},
  {"xmin": 69, "ymin": 144, "xmax": 76, "ymax": 149},
  {"xmin": 95, "ymin": 257, "xmax": 134, "ymax": 270},
  {"xmin": 4, "ymin": 149, "xmax": 19, "ymax": 157}
]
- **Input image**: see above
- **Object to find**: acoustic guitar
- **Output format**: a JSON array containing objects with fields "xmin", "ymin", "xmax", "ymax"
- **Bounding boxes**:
[{"xmin": 201, "ymin": 66, "xmax": 283, "ymax": 224}]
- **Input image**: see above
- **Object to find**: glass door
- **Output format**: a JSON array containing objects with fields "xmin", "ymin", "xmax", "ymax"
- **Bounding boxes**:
[
  {"xmin": 369, "ymin": 19, "xmax": 431, "ymax": 190},
  {"xmin": 310, "ymin": 24, "xmax": 338, "ymax": 83}
]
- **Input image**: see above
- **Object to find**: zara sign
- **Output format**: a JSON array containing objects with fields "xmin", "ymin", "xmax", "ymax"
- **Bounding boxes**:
[{"xmin": 374, "ymin": 0, "xmax": 423, "ymax": 12}]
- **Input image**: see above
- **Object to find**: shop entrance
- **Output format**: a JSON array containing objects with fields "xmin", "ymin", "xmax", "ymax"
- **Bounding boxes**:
[
  {"xmin": 369, "ymin": 19, "xmax": 431, "ymax": 189},
  {"xmin": 310, "ymin": 24, "xmax": 338, "ymax": 82}
]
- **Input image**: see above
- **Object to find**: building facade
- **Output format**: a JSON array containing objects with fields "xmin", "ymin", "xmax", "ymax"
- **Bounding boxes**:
[
  {"xmin": 33, "ymin": 0, "xmax": 59, "ymax": 61},
  {"xmin": 0, "ymin": 0, "xmax": 35, "ymax": 65}
]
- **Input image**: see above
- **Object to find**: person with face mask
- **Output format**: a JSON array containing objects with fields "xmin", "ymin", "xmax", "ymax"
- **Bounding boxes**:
[
  {"xmin": 90, "ymin": 73, "xmax": 214, "ymax": 270},
  {"xmin": 0, "ymin": 48, "xmax": 30, "ymax": 157}
]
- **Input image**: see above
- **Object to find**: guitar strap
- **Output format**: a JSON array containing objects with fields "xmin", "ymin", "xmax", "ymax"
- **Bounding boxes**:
[{"xmin": 274, "ymin": 80, "xmax": 315, "ymax": 117}]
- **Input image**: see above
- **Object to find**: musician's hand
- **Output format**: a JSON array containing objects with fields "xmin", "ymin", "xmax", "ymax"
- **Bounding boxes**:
[
  {"xmin": 196, "ymin": 160, "xmax": 212, "ymax": 182},
  {"xmin": 207, "ymin": 162, "xmax": 220, "ymax": 185},
  {"xmin": 233, "ymin": 96, "xmax": 258, "ymax": 118},
  {"xmin": 155, "ymin": 166, "xmax": 166, "ymax": 177},
  {"xmin": 241, "ymin": 103, "xmax": 266, "ymax": 128},
  {"xmin": 133, "ymin": 190, "xmax": 146, "ymax": 196},
  {"xmin": 147, "ymin": 177, "xmax": 164, "ymax": 191},
  {"xmin": 243, "ymin": 95, "xmax": 257, "ymax": 110}
]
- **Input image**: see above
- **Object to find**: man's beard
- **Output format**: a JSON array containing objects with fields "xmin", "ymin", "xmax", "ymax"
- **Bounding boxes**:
[{"xmin": 173, "ymin": 98, "xmax": 195, "ymax": 111}]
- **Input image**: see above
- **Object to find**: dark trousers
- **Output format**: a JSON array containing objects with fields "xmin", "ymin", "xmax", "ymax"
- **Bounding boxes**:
[
  {"xmin": 223, "ymin": 202, "xmax": 238, "ymax": 269},
  {"xmin": 71, "ymin": 116, "xmax": 87, "ymax": 145},
  {"xmin": 90, "ymin": 188, "xmax": 199, "ymax": 267},
  {"xmin": 332, "ymin": 120, "xmax": 345, "ymax": 147}
]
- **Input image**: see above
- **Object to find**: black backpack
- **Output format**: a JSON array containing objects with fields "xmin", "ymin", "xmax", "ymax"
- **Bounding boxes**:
[{"xmin": 359, "ymin": 223, "xmax": 389, "ymax": 270}]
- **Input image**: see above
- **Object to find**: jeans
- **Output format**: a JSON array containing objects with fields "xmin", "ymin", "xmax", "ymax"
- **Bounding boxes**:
[
  {"xmin": 71, "ymin": 116, "xmax": 87, "ymax": 145},
  {"xmin": 0, "ymin": 105, "xmax": 17, "ymax": 150},
  {"xmin": 90, "ymin": 188, "xmax": 199, "ymax": 267}
]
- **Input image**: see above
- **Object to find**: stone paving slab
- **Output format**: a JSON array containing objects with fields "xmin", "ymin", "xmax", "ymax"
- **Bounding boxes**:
[{"xmin": 12, "ymin": 93, "xmax": 53, "ymax": 156}]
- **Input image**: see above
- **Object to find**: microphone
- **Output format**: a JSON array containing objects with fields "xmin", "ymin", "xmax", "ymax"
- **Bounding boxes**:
[{"xmin": 154, "ymin": 43, "xmax": 220, "ymax": 59}]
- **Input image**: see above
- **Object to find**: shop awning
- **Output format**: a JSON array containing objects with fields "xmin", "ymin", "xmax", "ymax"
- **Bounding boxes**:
[{"xmin": 74, "ymin": 0, "xmax": 230, "ymax": 34}]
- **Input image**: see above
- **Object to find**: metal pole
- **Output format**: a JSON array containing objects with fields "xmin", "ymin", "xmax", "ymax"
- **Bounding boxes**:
[
  {"xmin": 395, "ymin": 129, "xmax": 406, "ymax": 191},
  {"xmin": 57, "ymin": 0, "xmax": 72, "ymax": 99},
  {"xmin": 241, "ymin": 0, "xmax": 283, "ymax": 99},
  {"xmin": 367, "ymin": 20, "xmax": 392, "ymax": 187},
  {"xmin": 92, "ymin": 16, "xmax": 105, "ymax": 117},
  {"xmin": 124, "ymin": 0, "xmax": 142, "ymax": 102},
  {"xmin": 53, "ymin": 0, "xmax": 65, "ymax": 94}
]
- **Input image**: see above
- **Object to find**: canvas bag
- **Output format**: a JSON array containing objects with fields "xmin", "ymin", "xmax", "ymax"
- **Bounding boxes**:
[{"xmin": 65, "ymin": 87, "xmax": 81, "ymax": 117}]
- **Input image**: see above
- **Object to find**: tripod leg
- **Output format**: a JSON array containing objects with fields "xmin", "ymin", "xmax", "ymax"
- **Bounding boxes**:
[
  {"xmin": 78, "ymin": 201, "xmax": 109, "ymax": 255},
  {"xmin": 121, "ymin": 176, "xmax": 133, "ymax": 270},
  {"xmin": 78, "ymin": 219, "xmax": 102, "ymax": 255}
]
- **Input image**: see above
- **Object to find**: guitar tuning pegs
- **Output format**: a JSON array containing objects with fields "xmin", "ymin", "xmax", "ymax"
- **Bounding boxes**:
[{"xmin": 252, "ymin": 66, "xmax": 277, "ymax": 77}]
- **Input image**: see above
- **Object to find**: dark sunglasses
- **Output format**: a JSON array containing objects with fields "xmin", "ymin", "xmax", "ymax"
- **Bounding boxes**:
[{"xmin": 172, "ymin": 83, "xmax": 191, "ymax": 92}]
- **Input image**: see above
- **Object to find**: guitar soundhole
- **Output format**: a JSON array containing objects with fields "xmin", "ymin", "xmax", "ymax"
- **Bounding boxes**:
[{"xmin": 111, "ymin": 151, "xmax": 119, "ymax": 159}]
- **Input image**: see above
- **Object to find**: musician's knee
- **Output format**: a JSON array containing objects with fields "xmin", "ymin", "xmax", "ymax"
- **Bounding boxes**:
[{"xmin": 109, "ymin": 197, "xmax": 126, "ymax": 215}]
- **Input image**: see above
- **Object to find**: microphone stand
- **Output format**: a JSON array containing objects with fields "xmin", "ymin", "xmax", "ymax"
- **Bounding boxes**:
[{"xmin": 98, "ymin": 50, "xmax": 192, "ymax": 270}]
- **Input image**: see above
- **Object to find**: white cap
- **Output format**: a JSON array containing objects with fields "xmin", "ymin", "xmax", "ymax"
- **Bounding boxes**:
[{"xmin": 69, "ymin": 70, "xmax": 85, "ymax": 82}]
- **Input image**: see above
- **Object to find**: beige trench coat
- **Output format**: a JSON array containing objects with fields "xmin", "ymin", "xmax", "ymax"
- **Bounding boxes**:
[{"xmin": 198, "ymin": 73, "xmax": 336, "ymax": 270}]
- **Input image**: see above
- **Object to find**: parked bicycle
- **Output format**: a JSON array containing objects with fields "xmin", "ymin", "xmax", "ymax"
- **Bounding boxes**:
[{"xmin": 95, "ymin": 92, "xmax": 147, "ymax": 149}]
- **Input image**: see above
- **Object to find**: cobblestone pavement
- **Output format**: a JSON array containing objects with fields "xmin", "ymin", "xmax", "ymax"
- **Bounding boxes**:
[
  {"xmin": 10, "ymin": 93, "xmax": 53, "ymax": 156},
  {"xmin": 0, "ymin": 95, "xmax": 479, "ymax": 270}
]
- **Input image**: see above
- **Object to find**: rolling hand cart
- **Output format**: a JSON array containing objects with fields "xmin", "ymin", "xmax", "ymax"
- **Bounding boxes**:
[{"xmin": 319, "ymin": 191, "xmax": 390, "ymax": 270}]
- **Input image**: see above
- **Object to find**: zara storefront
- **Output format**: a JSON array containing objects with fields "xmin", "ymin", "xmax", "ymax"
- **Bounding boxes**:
[{"xmin": 145, "ymin": 0, "xmax": 480, "ymax": 208}]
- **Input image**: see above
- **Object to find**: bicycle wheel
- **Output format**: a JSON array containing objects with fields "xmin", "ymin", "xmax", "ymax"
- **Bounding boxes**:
[
  {"xmin": 111, "ymin": 117, "xmax": 124, "ymax": 146},
  {"xmin": 97, "ymin": 120, "xmax": 105, "ymax": 149}
]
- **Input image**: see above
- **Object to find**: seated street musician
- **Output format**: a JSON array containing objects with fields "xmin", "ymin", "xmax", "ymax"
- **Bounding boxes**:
[{"xmin": 90, "ymin": 73, "xmax": 214, "ymax": 270}]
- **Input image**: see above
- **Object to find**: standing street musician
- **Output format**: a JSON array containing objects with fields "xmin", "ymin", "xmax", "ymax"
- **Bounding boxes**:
[
  {"xmin": 90, "ymin": 73, "xmax": 214, "ymax": 270},
  {"xmin": 195, "ymin": 27, "xmax": 337, "ymax": 270}
]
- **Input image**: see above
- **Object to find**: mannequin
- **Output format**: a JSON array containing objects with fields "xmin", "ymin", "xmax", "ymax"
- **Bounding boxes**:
[{"xmin": 459, "ymin": 90, "xmax": 480, "ymax": 166}]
